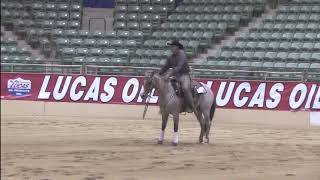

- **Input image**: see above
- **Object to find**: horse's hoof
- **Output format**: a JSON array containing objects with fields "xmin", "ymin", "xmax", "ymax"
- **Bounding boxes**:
[
  {"xmin": 172, "ymin": 142, "xmax": 178, "ymax": 146},
  {"xmin": 157, "ymin": 140, "xmax": 163, "ymax": 145}
]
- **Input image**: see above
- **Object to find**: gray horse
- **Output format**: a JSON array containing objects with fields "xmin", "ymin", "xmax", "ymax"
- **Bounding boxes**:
[{"xmin": 142, "ymin": 70, "xmax": 216, "ymax": 146}]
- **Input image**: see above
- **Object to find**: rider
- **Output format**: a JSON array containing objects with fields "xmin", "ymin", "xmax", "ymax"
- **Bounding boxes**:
[{"xmin": 159, "ymin": 40, "xmax": 195, "ymax": 113}]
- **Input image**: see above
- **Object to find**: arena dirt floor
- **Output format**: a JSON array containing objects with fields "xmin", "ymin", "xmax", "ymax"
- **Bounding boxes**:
[{"xmin": 1, "ymin": 102, "xmax": 320, "ymax": 180}]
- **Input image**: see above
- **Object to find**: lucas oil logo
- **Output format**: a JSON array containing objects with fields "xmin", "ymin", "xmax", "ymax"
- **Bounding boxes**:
[{"xmin": 7, "ymin": 77, "xmax": 32, "ymax": 96}]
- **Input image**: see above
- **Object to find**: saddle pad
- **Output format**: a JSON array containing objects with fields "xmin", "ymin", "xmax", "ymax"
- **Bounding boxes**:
[{"xmin": 196, "ymin": 86, "xmax": 206, "ymax": 94}]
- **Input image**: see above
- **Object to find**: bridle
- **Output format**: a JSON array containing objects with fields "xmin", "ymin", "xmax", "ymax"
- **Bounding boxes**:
[{"xmin": 143, "ymin": 72, "xmax": 176, "ymax": 111}]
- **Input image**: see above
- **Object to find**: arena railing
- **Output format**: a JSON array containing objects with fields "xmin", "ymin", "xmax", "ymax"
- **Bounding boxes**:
[
  {"xmin": 84, "ymin": 65, "xmax": 319, "ymax": 82},
  {"xmin": 1, "ymin": 63, "xmax": 319, "ymax": 82},
  {"xmin": 1, "ymin": 63, "xmax": 83, "ymax": 74}
]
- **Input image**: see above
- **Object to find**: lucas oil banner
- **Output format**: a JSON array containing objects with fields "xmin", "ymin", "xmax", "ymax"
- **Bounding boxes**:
[{"xmin": 1, "ymin": 73, "xmax": 319, "ymax": 111}]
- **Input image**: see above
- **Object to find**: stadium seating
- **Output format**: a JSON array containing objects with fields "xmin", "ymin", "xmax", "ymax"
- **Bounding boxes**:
[
  {"xmin": 51, "ymin": 29, "xmax": 143, "ymax": 62},
  {"xmin": 135, "ymin": 0, "xmax": 266, "ymax": 61},
  {"xmin": 113, "ymin": 0, "xmax": 174, "ymax": 32},
  {"xmin": 206, "ymin": 1, "xmax": 320, "ymax": 80},
  {"xmin": 1, "ymin": 0, "xmax": 82, "ymax": 53},
  {"xmin": 1, "ymin": 0, "xmax": 266, "ymax": 67}
]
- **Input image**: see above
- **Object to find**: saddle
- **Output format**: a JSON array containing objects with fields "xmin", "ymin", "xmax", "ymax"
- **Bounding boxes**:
[
  {"xmin": 170, "ymin": 78, "xmax": 206, "ymax": 113},
  {"xmin": 170, "ymin": 79, "xmax": 206, "ymax": 98}
]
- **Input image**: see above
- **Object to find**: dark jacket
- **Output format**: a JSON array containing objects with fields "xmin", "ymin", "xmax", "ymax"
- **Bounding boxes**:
[{"xmin": 159, "ymin": 50, "xmax": 190, "ymax": 76}]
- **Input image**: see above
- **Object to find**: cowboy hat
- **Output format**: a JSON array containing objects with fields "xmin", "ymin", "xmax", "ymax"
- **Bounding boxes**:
[{"xmin": 167, "ymin": 40, "xmax": 184, "ymax": 49}]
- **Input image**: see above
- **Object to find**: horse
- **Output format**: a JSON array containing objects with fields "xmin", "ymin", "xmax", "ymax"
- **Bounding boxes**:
[{"xmin": 142, "ymin": 69, "xmax": 216, "ymax": 146}]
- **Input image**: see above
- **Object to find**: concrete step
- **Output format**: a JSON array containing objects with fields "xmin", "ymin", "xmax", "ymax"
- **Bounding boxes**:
[
  {"xmin": 2, "ymin": 30, "xmax": 14, "ymax": 38},
  {"xmin": 31, "ymin": 49, "xmax": 46, "ymax": 59},
  {"xmin": 194, "ymin": 6, "xmax": 278, "ymax": 62},
  {"xmin": 2, "ymin": 28, "xmax": 47, "ymax": 61}
]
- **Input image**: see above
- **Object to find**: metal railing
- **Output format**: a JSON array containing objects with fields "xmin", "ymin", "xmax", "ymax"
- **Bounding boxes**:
[
  {"xmin": 192, "ymin": 68, "xmax": 305, "ymax": 80},
  {"xmin": 85, "ymin": 65, "xmax": 160, "ymax": 75},
  {"xmin": 1, "ymin": 63, "xmax": 83, "ymax": 74},
  {"xmin": 1, "ymin": 63, "xmax": 319, "ymax": 82},
  {"xmin": 85, "ymin": 65, "xmax": 319, "ymax": 82}
]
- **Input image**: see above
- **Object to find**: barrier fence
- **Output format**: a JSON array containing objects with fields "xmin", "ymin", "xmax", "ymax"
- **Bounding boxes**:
[
  {"xmin": 1, "ymin": 63, "xmax": 83, "ymax": 74},
  {"xmin": 2, "ymin": 63, "xmax": 320, "ymax": 82}
]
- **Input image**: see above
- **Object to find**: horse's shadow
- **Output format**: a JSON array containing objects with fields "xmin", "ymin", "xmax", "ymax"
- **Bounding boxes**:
[{"xmin": 115, "ymin": 138, "xmax": 214, "ymax": 147}]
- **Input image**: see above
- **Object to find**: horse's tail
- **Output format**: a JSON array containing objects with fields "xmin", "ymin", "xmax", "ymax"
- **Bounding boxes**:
[{"xmin": 209, "ymin": 99, "xmax": 216, "ymax": 122}]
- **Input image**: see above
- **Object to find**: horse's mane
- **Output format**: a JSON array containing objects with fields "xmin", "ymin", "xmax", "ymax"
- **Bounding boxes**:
[{"xmin": 155, "ymin": 68, "xmax": 173, "ymax": 81}]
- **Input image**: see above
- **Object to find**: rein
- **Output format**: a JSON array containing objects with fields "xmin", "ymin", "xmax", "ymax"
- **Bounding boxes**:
[
  {"xmin": 152, "ymin": 75, "xmax": 176, "ymax": 113},
  {"xmin": 142, "ymin": 94, "xmax": 151, "ymax": 119},
  {"xmin": 142, "ymin": 72, "xmax": 178, "ymax": 118}
]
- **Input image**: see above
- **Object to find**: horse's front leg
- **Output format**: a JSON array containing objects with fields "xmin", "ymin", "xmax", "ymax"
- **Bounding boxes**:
[
  {"xmin": 172, "ymin": 112, "xmax": 179, "ymax": 146},
  {"xmin": 158, "ymin": 112, "xmax": 169, "ymax": 144}
]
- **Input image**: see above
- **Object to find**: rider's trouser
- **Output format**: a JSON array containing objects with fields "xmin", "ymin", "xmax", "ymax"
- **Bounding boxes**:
[{"xmin": 177, "ymin": 74, "xmax": 194, "ymax": 111}]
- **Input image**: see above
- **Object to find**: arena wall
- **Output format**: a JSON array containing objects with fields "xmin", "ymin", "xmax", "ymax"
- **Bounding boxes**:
[
  {"xmin": 2, "ymin": 73, "xmax": 318, "ymax": 128},
  {"xmin": 1, "ymin": 100, "xmax": 311, "ymax": 128}
]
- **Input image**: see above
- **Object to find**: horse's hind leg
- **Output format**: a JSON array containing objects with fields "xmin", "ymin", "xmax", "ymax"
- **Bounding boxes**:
[
  {"xmin": 203, "ymin": 112, "xmax": 211, "ymax": 144},
  {"xmin": 195, "ymin": 110, "xmax": 204, "ymax": 143},
  {"xmin": 158, "ymin": 112, "xmax": 169, "ymax": 144},
  {"xmin": 205, "ymin": 121, "xmax": 212, "ymax": 144}
]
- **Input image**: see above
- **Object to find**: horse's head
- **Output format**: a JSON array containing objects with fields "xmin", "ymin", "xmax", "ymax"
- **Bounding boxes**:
[
  {"xmin": 141, "ymin": 69, "xmax": 173, "ymax": 100},
  {"xmin": 141, "ymin": 70, "xmax": 155, "ymax": 100}
]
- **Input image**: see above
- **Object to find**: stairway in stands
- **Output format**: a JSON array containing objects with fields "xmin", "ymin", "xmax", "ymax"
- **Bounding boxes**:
[
  {"xmin": 2, "ymin": 27, "xmax": 46, "ymax": 59},
  {"xmin": 194, "ymin": 6, "xmax": 278, "ymax": 62},
  {"xmin": 1, "ymin": 25, "xmax": 46, "ymax": 65}
]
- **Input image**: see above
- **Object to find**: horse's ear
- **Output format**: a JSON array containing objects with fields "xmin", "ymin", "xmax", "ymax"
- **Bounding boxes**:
[
  {"xmin": 145, "ymin": 70, "xmax": 155, "ymax": 78},
  {"xmin": 145, "ymin": 70, "xmax": 151, "ymax": 76}
]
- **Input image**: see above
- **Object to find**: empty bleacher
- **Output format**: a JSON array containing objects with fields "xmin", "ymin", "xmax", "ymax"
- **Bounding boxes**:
[
  {"xmin": 204, "ymin": 0, "xmax": 320, "ymax": 80},
  {"xmin": 136, "ymin": 0, "xmax": 266, "ymax": 61},
  {"xmin": 1, "ymin": 0, "xmax": 82, "ymax": 57}
]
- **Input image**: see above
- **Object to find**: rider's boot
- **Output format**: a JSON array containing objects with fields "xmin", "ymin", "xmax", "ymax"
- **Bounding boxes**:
[{"xmin": 184, "ymin": 90, "xmax": 195, "ymax": 113}]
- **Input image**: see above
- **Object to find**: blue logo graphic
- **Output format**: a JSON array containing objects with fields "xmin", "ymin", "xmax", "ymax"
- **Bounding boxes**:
[{"xmin": 7, "ymin": 77, "xmax": 32, "ymax": 96}]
